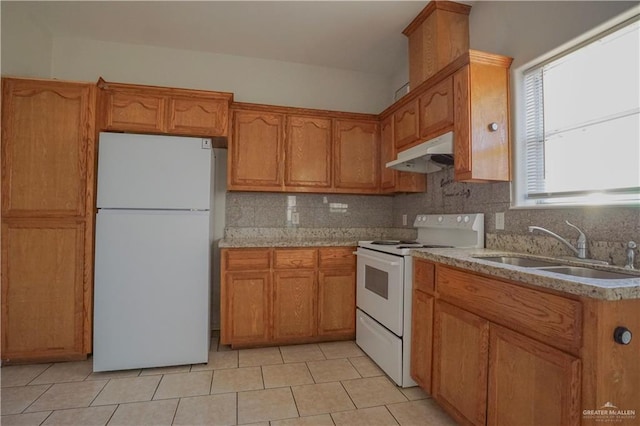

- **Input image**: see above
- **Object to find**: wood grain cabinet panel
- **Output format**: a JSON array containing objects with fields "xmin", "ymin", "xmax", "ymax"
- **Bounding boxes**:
[
  {"xmin": 454, "ymin": 53, "xmax": 512, "ymax": 182},
  {"xmin": 222, "ymin": 271, "xmax": 271, "ymax": 346},
  {"xmin": 334, "ymin": 119, "xmax": 379, "ymax": 192},
  {"xmin": 98, "ymin": 79, "xmax": 232, "ymax": 137},
  {"xmin": 1, "ymin": 220, "xmax": 86, "ymax": 362},
  {"xmin": 274, "ymin": 248, "xmax": 316, "ymax": 270},
  {"xmin": 285, "ymin": 115, "xmax": 332, "ymax": 189},
  {"xmin": 273, "ymin": 270, "xmax": 317, "ymax": 342},
  {"xmin": 411, "ymin": 289, "xmax": 434, "ymax": 392},
  {"xmin": 2, "ymin": 79, "xmax": 93, "ymax": 217},
  {"xmin": 103, "ymin": 91, "xmax": 166, "ymax": 133},
  {"xmin": 393, "ymin": 99, "xmax": 419, "ymax": 150},
  {"xmin": 167, "ymin": 97, "xmax": 229, "ymax": 136},
  {"xmin": 433, "ymin": 301, "xmax": 489, "ymax": 426},
  {"xmin": 229, "ymin": 109, "xmax": 284, "ymax": 190},
  {"xmin": 317, "ymin": 268, "xmax": 356, "ymax": 338},
  {"xmin": 318, "ymin": 247, "xmax": 355, "ymax": 269},
  {"xmin": 419, "ymin": 76, "xmax": 454, "ymax": 140},
  {"xmin": 1, "ymin": 77, "xmax": 95, "ymax": 364},
  {"xmin": 487, "ymin": 324, "xmax": 581, "ymax": 426}
]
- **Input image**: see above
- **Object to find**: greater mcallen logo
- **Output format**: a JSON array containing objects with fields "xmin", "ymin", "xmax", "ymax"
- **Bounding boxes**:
[{"xmin": 583, "ymin": 402, "xmax": 636, "ymax": 422}]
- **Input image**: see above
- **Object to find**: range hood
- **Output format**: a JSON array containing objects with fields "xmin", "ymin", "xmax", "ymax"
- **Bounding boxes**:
[{"xmin": 385, "ymin": 131, "xmax": 453, "ymax": 173}]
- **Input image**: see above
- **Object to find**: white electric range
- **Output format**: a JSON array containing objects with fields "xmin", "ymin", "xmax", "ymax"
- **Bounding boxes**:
[{"xmin": 355, "ymin": 213, "xmax": 485, "ymax": 387}]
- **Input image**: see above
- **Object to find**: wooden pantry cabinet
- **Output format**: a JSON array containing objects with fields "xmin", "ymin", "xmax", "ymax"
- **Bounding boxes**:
[
  {"xmin": 228, "ymin": 103, "xmax": 381, "ymax": 194},
  {"xmin": 221, "ymin": 247, "xmax": 356, "ymax": 347},
  {"xmin": 97, "ymin": 78, "xmax": 232, "ymax": 137},
  {"xmin": 1, "ymin": 77, "xmax": 96, "ymax": 363}
]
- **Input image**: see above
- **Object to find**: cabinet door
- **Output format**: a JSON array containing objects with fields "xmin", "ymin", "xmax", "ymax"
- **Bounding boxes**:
[
  {"xmin": 394, "ymin": 99, "xmax": 419, "ymax": 150},
  {"xmin": 285, "ymin": 115, "xmax": 332, "ymax": 190},
  {"xmin": 419, "ymin": 76, "xmax": 454, "ymax": 140},
  {"xmin": 223, "ymin": 271, "xmax": 271, "ymax": 346},
  {"xmin": 454, "ymin": 62, "xmax": 510, "ymax": 182},
  {"xmin": 433, "ymin": 301, "xmax": 489, "ymax": 426},
  {"xmin": 2, "ymin": 79, "xmax": 94, "ymax": 217},
  {"xmin": 1, "ymin": 220, "xmax": 86, "ymax": 362},
  {"xmin": 273, "ymin": 270, "xmax": 317, "ymax": 342},
  {"xmin": 167, "ymin": 97, "xmax": 229, "ymax": 137},
  {"xmin": 229, "ymin": 110, "xmax": 284, "ymax": 191},
  {"xmin": 102, "ymin": 90, "xmax": 166, "ymax": 133},
  {"xmin": 411, "ymin": 290, "xmax": 434, "ymax": 393},
  {"xmin": 334, "ymin": 119, "xmax": 379, "ymax": 192},
  {"xmin": 380, "ymin": 116, "xmax": 396, "ymax": 192},
  {"xmin": 318, "ymin": 268, "xmax": 356, "ymax": 338},
  {"xmin": 488, "ymin": 324, "xmax": 581, "ymax": 426}
]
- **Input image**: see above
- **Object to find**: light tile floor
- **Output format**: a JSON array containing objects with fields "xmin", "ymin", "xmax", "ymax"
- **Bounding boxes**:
[{"xmin": 1, "ymin": 337, "xmax": 457, "ymax": 425}]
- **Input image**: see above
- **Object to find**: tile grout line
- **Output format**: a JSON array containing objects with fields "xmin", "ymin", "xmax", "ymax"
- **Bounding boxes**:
[
  {"xmin": 170, "ymin": 397, "xmax": 180, "ymax": 425},
  {"xmin": 25, "ymin": 363, "xmax": 54, "ymax": 386},
  {"xmin": 86, "ymin": 379, "xmax": 110, "ymax": 407},
  {"xmin": 19, "ymin": 383, "xmax": 53, "ymax": 414}
]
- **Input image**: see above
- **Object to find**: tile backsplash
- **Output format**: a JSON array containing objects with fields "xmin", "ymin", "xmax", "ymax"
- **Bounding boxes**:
[{"xmin": 226, "ymin": 166, "xmax": 639, "ymax": 267}]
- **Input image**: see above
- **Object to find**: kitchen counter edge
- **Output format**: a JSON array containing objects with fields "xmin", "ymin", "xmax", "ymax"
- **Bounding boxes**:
[{"xmin": 411, "ymin": 248, "xmax": 640, "ymax": 301}]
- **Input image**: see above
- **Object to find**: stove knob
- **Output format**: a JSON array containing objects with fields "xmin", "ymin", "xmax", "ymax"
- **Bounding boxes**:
[
  {"xmin": 464, "ymin": 215, "xmax": 470, "ymax": 223},
  {"xmin": 456, "ymin": 216, "xmax": 462, "ymax": 223}
]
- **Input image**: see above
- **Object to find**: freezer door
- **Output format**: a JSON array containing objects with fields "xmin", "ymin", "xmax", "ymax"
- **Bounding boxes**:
[
  {"xmin": 97, "ymin": 132, "xmax": 211, "ymax": 210},
  {"xmin": 93, "ymin": 210, "xmax": 210, "ymax": 372}
]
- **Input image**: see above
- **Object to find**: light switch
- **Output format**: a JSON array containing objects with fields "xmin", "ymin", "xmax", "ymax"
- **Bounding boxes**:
[{"xmin": 292, "ymin": 212, "xmax": 300, "ymax": 225}]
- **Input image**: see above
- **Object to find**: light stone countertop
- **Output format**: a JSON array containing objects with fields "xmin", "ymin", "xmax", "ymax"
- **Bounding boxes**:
[
  {"xmin": 219, "ymin": 237, "xmax": 360, "ymax": 248},
  {"xmin": 411, "ymin": 248, "xmax": 640, "ymax": 301}
]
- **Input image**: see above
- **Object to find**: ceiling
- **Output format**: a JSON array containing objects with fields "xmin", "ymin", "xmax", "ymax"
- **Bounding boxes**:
[{"xmin": 3, "ymin": 1, "xmax": 434, "ymax": 77}]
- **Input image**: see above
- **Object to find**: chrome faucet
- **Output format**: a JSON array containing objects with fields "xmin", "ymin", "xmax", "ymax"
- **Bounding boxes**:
[
  {"xmin": 528, "ymin": 220, "xmax": 587, "ymax": 259},
  {"xmin": 625, "ymin": 241, "xmax": 636, "ymax": 269}
]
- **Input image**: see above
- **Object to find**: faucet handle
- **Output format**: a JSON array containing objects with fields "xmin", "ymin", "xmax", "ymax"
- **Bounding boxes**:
[{"xmin": 565, "ymin": 220, "xmax": 586, "ymax": 243}]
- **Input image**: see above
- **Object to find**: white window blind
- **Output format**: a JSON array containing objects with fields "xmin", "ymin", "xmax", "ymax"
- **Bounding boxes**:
[{"xmin": 520, "ymin": 15, "xmax": 640, "ymax": 206}]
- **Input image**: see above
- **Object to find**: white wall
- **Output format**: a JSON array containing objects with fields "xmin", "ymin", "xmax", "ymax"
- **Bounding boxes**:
[
  {"xmin": 0, "ymin": 4, "xmax": 52, "ymax": 77},
  {"xmin": 49, "ymin": 37, "xmax": 391, "ymax": 114},
  {"xmin": 469, "ymin": 1, "xmax": 636, "ymax": 69}
]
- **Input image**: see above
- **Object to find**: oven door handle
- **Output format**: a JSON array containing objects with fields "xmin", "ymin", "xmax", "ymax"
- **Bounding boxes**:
[{"xmin": 354, "ymin": 251, "xmax": 401, "ymax": 266}]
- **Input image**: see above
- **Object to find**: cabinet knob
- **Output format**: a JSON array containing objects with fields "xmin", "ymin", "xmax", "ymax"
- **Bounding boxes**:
[
  {"xmin": 488, "ymin": 122, "xmax": 499, "ymax": 132},
  {"xmin": 613, "ymin": 326, "xmax": 632, "ymax": 345}
]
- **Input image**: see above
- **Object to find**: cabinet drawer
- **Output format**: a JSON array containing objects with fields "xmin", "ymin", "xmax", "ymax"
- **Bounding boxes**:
[
  {"xmin": 414, "ymin": 259, "xmax": 435, "ymax": 294},
  {"xmin": 274, "ymin": 248, "xmax": 317, "ymax": 269},
  {"xmin": 437, "ymin": 266, "xmax": 582, "ymax": 352},
  {"xmin": 223, "ymin": 249, "xmax": 271, "ymax": 271},
  {"xmin": 319, "ymin": 247, "xmax": 356, "ymax": 269}
]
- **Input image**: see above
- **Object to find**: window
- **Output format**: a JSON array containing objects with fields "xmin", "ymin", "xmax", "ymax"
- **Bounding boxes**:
[{"xmin": 515, "ymin": 14, "xmax": 640, "ymax": 207}]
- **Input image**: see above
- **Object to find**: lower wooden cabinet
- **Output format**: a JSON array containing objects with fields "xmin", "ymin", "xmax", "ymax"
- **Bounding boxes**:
[
  {"xmin": 273, "ymin": 270, "xmax": 317, "ymax": 342},
  {"xmin": 221, "ymin": 247, "xmax": 355, "ymax": 347},
  {"xmin": 433, "ymin": 301, "xmax": 489, "ymax": 426},
  {"xmin": 487, "ymin": 324, "xmax": 581, "ymax": 426},
  {"xmin": 419, "ymin": 264, "xmax": 584, "ymax": 426},
  {"xmin": 410, "ymin": 289, "xmax": 434, "ymax": 392},
  {"xmin": 1, "ymin": 220, "xmax": 88, "ymax": 363}
]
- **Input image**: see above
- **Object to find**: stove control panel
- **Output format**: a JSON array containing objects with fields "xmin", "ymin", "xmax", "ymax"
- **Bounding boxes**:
[{"xmin": 414, "ymin": 214, "xmax": 481, "ymax": 229}]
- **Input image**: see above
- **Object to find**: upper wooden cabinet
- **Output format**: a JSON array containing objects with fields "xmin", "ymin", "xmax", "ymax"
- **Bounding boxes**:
[
  {"xmin": 285, "ymin": 115, "xmax": 332, "ymax": 190},
  {"xmin": 97, "ymin": 78, "xmax": 232, "ymax": 137},
  {"xmin": 333, "ymin": 119, "xmax": 379, "ymax": 193},
  {"xmin": 454, "ymin": 52, "xmax": 513, "ymax": 182},
  {"xmin": 1, "ymin": 77, "xmax": 96, "ymax": 363},
  {"xmin": 228, "ymin": 108, "xmax": 285, "ymax": 191},
  {"xmin": 403, "ymin": 1, "xmax": 471, "ymax": 89},
  {"xmin": 419, "ymin": 76, "xmax": 454, "ymax": 141},
  {"xmin": 228, "ymin": 104, "xmax": 383, "ymax": 194},
  {"xmin": 393, "ymin": 99, "xmax": 419, "ymax": 150},
  {"xmin": 380, "ymin": 116, "xmax": 426, "ymax": 194}
]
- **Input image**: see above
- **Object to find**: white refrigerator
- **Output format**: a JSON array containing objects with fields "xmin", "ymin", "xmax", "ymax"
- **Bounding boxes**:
[{"xmin": 93, "ymin": 132, "xmax": 211, "ymax": 372}]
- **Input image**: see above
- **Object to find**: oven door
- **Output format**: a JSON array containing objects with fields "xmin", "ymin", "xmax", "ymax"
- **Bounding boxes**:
[{"xmin": 355, "ymin": 247, "xmax": 404, "ymax": 336}]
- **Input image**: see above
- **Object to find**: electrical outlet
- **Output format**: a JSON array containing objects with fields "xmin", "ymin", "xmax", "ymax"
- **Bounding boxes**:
[
  {"xmin": 292, "ymin": 212, "xmax": 300, "ymax": 225},
  {"xmin": 402, "ymin": 214, "xmax": 408, "ymax": 226},
  {"xmin": 495, "ymin": 212, "xmax": 505, "ymax": 230}
]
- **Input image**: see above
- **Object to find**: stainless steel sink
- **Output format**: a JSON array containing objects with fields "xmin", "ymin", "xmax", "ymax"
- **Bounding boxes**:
[
  {"xmin": 537, "ymin": 266, "xmax": 637, "ymax": 280},
  {"xmin": 475, "ymin": 256, "xmax": 561, "ymax": 268}
]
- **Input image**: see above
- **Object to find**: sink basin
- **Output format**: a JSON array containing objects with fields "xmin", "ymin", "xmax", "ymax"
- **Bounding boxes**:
[
  {"xmin": 538, "ymin": 266, "xmax": 637, "ymax": 280},
  {"xmin": 476, "ymin": 256, "xmax": 561, "ymax": 268}
]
